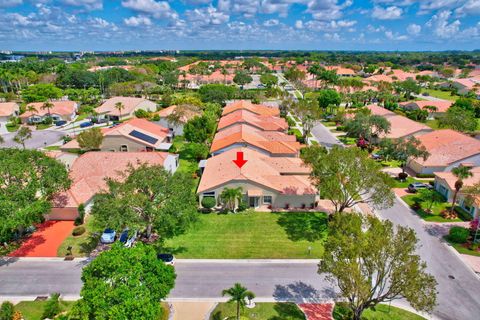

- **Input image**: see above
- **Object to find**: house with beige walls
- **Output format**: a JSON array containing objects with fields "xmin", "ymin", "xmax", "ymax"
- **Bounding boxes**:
[
  {"xmin": 95, "ymin": 97, "xmax": 157, "ymax": 121},
  {"xmin": 197, "ymin": 148, "xmax": 318, "ymax": 210}
]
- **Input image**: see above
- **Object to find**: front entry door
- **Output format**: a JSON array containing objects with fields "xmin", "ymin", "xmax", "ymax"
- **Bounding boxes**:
[{"xmin": 249, "ymin": 197, "xmax": 259, "ymax": 208}]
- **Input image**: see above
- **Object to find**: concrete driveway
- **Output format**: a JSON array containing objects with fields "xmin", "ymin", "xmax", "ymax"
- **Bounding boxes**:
[{"xmin": 0, "ymin": 129, "xmax": 64, "ymax": 149}]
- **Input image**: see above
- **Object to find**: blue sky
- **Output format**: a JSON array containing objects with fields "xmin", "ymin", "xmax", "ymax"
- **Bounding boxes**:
[{"xmin": 0, "ymin": 0, "xmax": 479, "ymax": 51}]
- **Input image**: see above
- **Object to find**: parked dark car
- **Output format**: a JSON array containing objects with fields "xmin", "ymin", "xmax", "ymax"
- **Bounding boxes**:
[
  {"xmin": 55, "ymin": 120, "xmax": 67, "ymax": 126},
  {"xmin": 119, "ymin": 228, "xmax": 129, "ymax": 244},
  {"xmin": 157, "ymin": 253, "xmax": 175, "ymax": 265},
  {"xmin": 371, "ymin": 153, "xmax": 382, "ymax": 160},
  {"xmin": 408, "ymin": 182, "xmax": 433, "ymax": 193},
  {"xmin": 79, "ymin": 121, "xmax": 93, "ymax": 128}
]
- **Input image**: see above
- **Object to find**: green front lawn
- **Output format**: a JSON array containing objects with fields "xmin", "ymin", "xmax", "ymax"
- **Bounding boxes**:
[
  {"xmin": 445, "ymin": 237, "xmax": 480, "ymax": 257},
  {"xmin": 389, "ymin": 177, "xmax": 424, "ymax": 189},
  {"xmin": 337, "ymin": 135, "xmax": 356, "ymax": 145},
  {"xmin": 36, "ymin": 123, "xmax": 53, "ymax": 130},
  {"xmin": 210, "ymin": 302, "xmax": 305, "ymax": 320},
  {"xmin": 6, "ymin": 123, "xmax": 20, "ymax": 132},
  {"xmin": 380, "ymin": 159, "xmax": 402, "ymax": 168},
  {"xmin": 170, "ymin": 135, "xmax": 201, "ymax": 191},
  {"xmin": 57, "ymin": 216, "xmax": 100, "ymax": 257},
  {"xmin": 323, "ymin": 121, "xmax": 337, "ymax": 127},
  {"xmin": 15, "ymin": 300, "xmax": 75, "ymax": 320},
  {"xmin": 425, "ymin": 119, "xmax": 440, "ymax": 130},
  {"xmin": 44, "ymin": 145, "xmax": 60, "ymax": 151},
  {"xmin": 14, "ymin": 301, "xmax": 169, "ymax": 320},
  {"xmin": 421, "ymin": 89, "xmax": 458, "ymax": 102},
  {"xmin": 333, "ymin": 303, "xmax": 425, "ymax": 320},
  {"xmin": 402, "ymin": 193, "xmax": 463, "ymax": 222},
  {"xmin": 164, "ymin": 211, "xmax": 328, "ymax": 259}
]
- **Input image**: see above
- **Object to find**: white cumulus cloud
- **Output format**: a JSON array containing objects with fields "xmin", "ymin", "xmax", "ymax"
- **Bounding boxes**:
[{"xmin": 372, "ymin": 6, "xmax": 402, "ymax": 20}]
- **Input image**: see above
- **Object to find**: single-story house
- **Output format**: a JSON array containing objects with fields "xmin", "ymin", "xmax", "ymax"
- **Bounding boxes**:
[
  {"xmin": 49, "ymin": 151, "xmax": 179, "ymax": 220},
  {"xmin": 400, "ymin": 100, "xmax": 453, "ymax": 118},
  {"xmin": 217, "ymin": 110, "xmax": 288, "ymax": 132},
  {"xmin": 20, "ymin": 101, "xmax": 78, "ymax": 124},
  {"xmin": 154, "ymin": 105, "xmax": 201, "ymax": 136},
  {"xmin": 197, "ymin": 148, "xmax": 318, "ymax": 210},
  {"xmin": 451, "ymin": 77, "xmax": 480, "ymax": 96},
  {"xmin": 367, "ymin": 104, "xmax": 433, "ymax": 139},
  {"xmin": 434, "ymin": 167, "xmax": 480, "ymax": 219},
  {"xmin": 325, "ymin": 66, "xmax": 356, "ymax": 77},
  {"xmin": 222, "ymin": 100, "xmax": 280, "ymax": 117},
  {"xmin": 211, "ymin": 124, "xmax": 302, "ymax": 157},
  {"xmin": 408, "ymin": 129, "xmax": 480, "ymax": 175},
  {"xmin": 95, "ymin": 97, "xmax": 157, "ymax": 121},
  {"xmin": 0, "ymin": 102, "xmax": 20, "ymax": 133},
  {"xmin": 60, "ymin": 118, "xmax": 172, "ymax": 152}
]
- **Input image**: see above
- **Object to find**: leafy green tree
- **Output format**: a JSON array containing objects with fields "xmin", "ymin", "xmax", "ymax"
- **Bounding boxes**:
[
  {"xmin": 233, "ymin": 71, "xmax": 253, "ymax": 89},
  {"xmin": 259, "ymin": 73, "xmax": 278, "ymax": 88},
  {"xmin": 284, "ymin": 67, "xmax": 306, "ymax": 82},
  {"xmin": 395, "ymin": 79, "xmax": 421, "ymax": 99},
  {"xmin": 0, "ymin": 301, "xmax": 14, "ymax": 320},
  {"xmin": 0, "ymin": 149, "xmax": 70, "ymax": 242},
  {"xmin": 184, "ymin": 115, "xmax": 215, "ymax": 143},
  {"xmin": 452, "ymin": 97, "xmax": 480, "ymax": 117},
  {"xmin": 317, "ymin": 89, "xmax": 341, "ymax": 113},
  {"xmin": 419, "ymin": 189, "xmax": 445, "ymax": 213},
  {"xmin": 290, "ymin": 97, "xmax": 321, "ymax": 141},
  {"xmin": 77, "ymin": 127, "xmax": 104, "ymax": 150},
  {"xmin": 42, "ymin": 293, "xmax": 61, "ymax": 319},
  {"xmin": 13, "ymin": 127, "xmax": 32, "ymax": 149},
  {"xmin": 91, "ymin": 164, "xmax": 197, "ymax": 240},
  {"xmin": 70, "ymin": 243, "xmax": 175, "ymax": 320},
  {"xmin": 379, "ymin": 136, "xmax": 430, "ymax": 175},
  {"xmin": 301, "ymin": 145, "xmax": 394, "ymax": 213},
  {"xmin": 345, "ymin": 112, "xmax": 391, "ymax": 143},
  {"xmin": 220, "ymin": 187, "xmax": 243, "ymax": 212},
  {"xmin": 187, "ymin": 142, "xmax": 209, "ymax": 161},
  {"xmin": 198, "ymin": 84, "xmax": 238, "ymax": 104},
  {"xmin": 21, "ymin": 84, "xmax": 62, "ymax": 103},
  {"xmin": 438, "ymin": 106, "xmax": 477, "ymax": 133},
  {"xmin": 320, "ymin": 212, "xmax": 437, "ymax": 320},
  {"xmin": 222, "ymin": 283, "xmax": 255, "ymax": 320},
  {"xmin": 450, "ymin": 166, "xmax": 473, "ymax": 215}
]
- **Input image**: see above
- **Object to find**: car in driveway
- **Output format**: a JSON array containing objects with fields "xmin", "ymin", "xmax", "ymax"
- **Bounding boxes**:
[
  {"xmin": 79, "ymin": 121, "xmax": 93, "ymax": 128},
  {"xmin": 408, "ymin": 182, "xmax": 433, "ymax": 193},
  {"xmin": 157, "ymin": 253, "xmax": 175, "ymax": 265},
  {"xmin": 119, "ymin": 228, "xmax": 129, "ymax": 244},
  {"xmin": 100, "ymin": 228, "xmax": 116, "ymax": 244},
  {"xmin": 55, "ymin": 120, "xmax": 67, "ymax": 126}
]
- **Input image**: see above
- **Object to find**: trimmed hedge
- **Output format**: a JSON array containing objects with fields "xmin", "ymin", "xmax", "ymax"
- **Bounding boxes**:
[
  {"xmin": 448, "ymin": 226, "xmax": 469, "ymax": 243},
  {"xmin": 201, "ymin": 197, "xmax": 216, "ymax": 209},
  {"xmin": 72, "ymin": 226, "xmax": 86, "ymax": 237},
  {"xmin": 416, "ymin": 173, "xmax": 435, "ymax": 178}
]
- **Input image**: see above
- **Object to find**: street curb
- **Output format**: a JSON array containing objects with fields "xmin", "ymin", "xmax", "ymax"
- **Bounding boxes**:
[
  {"xmin": 0, "ymin": 257, "xmax": 89, "ymax": 262},
  {"xmin": 175, "ymin": 259, "xmax": 320, "ymax": 264}
]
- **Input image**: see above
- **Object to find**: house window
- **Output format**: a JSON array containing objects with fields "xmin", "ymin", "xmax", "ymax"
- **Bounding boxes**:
[
  {"xmin": 120, "ymin": 145, "xmax": 128, "ymax": 152},
  {"xmin": 263, "ymin": 196, "xmax": 272, "ymax": 204},
  {"xmin": 203, "ymin": 191, "xmax": 215, "ymax": 197}
]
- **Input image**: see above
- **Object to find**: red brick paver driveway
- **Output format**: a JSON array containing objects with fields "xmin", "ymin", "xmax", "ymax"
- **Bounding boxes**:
[
  {"xmin": 298, "ymin": 303, "xmax": 334, "ymax": 320},
  {"xmin": 9, "ymin": 221, "xmax": 75, "ymax": 257}
]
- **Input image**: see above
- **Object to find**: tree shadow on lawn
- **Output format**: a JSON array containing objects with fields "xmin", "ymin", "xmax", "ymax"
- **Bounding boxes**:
[
  {"xmin": 275, "ymin": 212, "xmax": 328, "ymax": 242},
  {"xmin": 270, "ymin": 302, "xmax": 306, "ymax": 320}
]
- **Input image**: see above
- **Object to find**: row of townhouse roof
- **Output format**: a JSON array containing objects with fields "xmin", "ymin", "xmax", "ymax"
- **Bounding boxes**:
[{"xmin": 197, "ymin": 100, "xmax": 318, "ymax": 211}]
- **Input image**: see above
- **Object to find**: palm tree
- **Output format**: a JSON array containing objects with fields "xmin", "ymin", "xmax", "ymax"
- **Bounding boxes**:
[
  {"xmin": 220, "ymin": 187, "xmax": 243, "ymax": 212},
  {"xmin": 450, "ymin": 166, "xmax": 473, "ymax": 215},
  {"xmin": 222, "ymin": 283, "xmax": 255, "ymax": 320},
  {"xmin": 114, "ymin": 102, "xmax": 125, "ymax": 120}
]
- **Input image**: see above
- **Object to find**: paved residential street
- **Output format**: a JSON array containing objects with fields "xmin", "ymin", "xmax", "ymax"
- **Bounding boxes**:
[
  {"xmin": 0, "ymin": 130, "xmax": 64, "ymax": 149},
  {"xmin": 311, "ymin": 122, "xmax": 342, "ymax": 149},
  {"xmin": 311, "ymin": 121, "xmax": 480, "ymax": 320},
  {"xmin": 0, "ymin": 259, "xmax": 334, "ymax": 303}
]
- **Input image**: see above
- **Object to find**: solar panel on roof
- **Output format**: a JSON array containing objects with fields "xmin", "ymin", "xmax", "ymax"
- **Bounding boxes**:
[{"xmin": 129, "ymin": 130, "xmax": 158, "ymax": 145}]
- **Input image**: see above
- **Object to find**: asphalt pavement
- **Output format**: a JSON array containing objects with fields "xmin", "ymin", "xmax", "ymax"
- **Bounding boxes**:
[
  {"xmin": 0, "ymin": 130, "xmax": 64, "ymax": 149},
  {"xmin": 311, "ymin": 120, "xmax": 480, "ymax": 320},
  {"xmin": 0, "ymin": 258, "xmax": 335, "ymax": 303}
]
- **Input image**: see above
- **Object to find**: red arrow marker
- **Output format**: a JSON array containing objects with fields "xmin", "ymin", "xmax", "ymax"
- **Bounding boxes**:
[{"xmin": 233, "ymin": 151, "xmax": 247, "ymax": 168}]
